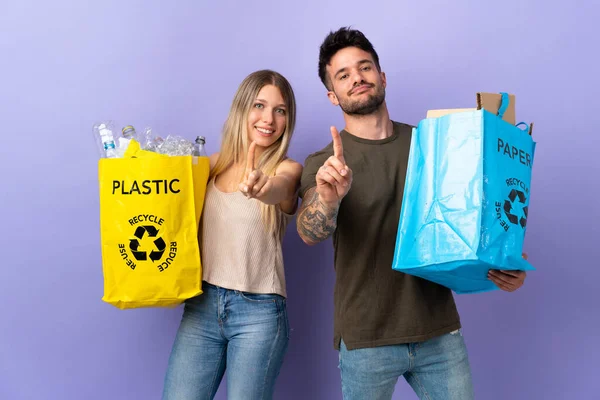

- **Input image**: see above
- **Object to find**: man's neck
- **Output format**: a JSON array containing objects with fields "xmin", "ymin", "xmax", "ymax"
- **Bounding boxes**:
[{"xmin": 343, "ymin": 103, "xmax": 393, "ymax": 140}]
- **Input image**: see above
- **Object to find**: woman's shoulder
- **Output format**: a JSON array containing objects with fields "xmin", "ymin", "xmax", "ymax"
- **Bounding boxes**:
[
  {"xmin": 209, "ymin": 152, "xmax": 220, "ymax": 170},
  {"xmin": 276, "ymin": 157, "xmax": 303, "ymax": 176},
  {"xmin": 280, "ymin": 157, "xmax": 302, "ymax": 169}
]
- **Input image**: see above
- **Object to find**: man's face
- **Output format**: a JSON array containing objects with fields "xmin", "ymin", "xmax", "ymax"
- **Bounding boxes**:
[{"xmin": 326, "ymin": 47, "xmax": 386, "ymax": 115}]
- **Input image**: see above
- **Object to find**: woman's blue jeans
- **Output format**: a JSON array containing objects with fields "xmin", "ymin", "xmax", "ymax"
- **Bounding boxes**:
[{"xmin": 162, "ymin": 282, "xmax": 289, "ymax": 400}]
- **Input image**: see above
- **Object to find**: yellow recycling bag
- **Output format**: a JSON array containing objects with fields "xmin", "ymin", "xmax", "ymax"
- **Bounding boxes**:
[{"xmin": 98, "ymin": 152, "xmax": 210, "ymax": 309}]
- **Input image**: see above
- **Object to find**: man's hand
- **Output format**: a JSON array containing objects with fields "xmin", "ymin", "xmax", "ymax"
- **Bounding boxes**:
[
  {"xmin": 315, "ymin": 126, "xmax": 353, "ymax": 207},
  {"xmin": 488, "ymin": 252, "xmax": 528, "ymax": 292},
  {"xmin": 239, "ymin": 141, "xmax": 272, "ymax": 199},
  {"xmin": 296, "ymin": 126, "xmax": 352, "ymax": 245}
]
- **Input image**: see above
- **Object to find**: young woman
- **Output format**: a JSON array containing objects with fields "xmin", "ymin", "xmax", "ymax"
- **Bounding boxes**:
[{"xmin": 162, "ymin": 70, "xmax": 302, "ymax": 400}]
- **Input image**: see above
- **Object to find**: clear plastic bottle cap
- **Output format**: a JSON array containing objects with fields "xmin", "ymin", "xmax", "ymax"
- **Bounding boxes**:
[{"xmin": 122, "ymin": 125, "xmax": 136, "ymax": 136}]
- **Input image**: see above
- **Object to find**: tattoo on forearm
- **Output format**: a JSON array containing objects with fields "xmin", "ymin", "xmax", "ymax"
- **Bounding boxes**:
[{"xmin": 297, "ymin": 188, "xmax": 339, "ymax": 243}]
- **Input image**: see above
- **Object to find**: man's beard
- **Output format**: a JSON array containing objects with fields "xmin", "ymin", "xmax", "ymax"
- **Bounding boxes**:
[{"xmin": 338, "ymin": 84, "xmax": 386, "ymax": 115}]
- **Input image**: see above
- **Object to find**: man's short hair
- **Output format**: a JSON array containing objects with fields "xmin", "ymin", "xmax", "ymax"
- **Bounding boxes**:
[{"xmin": 318, "ymin": 27, "xmax": 381, "ymax": 90}]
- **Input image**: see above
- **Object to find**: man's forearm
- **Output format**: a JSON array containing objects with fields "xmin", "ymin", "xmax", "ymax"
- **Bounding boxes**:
[{"xmin": 296, "ymin": 187, "xmax": 339, "ymax": 245}]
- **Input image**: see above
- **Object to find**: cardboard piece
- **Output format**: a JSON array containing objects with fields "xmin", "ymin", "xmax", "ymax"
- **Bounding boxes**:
[
  {"xmin": 477, "ymin": 93, "xmax": 516, "ymax": 125},
  {"xmin": 426, "ymin": 92, "xmax": 533, "ymax": 135},
  {"xmin": 426, "ymin": 108, "xmax": 476, "ymax": 118}
]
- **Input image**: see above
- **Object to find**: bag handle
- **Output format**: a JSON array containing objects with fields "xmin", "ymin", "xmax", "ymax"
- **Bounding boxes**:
[
  {"xmin": 499, "ymin": 93, "xmax": 533, "ymax": 136},
  {"xmin": 516, "ymin": 122, "xmax": 530, "ymax": 135},
  {"xmin": 497, "ymin": 92, "xmax": 510, "ymax": 119}
]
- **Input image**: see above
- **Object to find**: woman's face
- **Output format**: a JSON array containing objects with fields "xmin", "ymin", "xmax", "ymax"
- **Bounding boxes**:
[{"xmin": 246, "ymin": 84, "xmax": 287, "ymax": 149}]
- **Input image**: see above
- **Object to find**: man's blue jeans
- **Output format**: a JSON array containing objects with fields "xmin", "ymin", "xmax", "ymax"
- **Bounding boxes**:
[
  {"xmin": 339, "ymin": 330, "xmax": 474, "ymax": 400},
  {"xmin": 162, "ymin": 282, "xmax": 289, "ymax": 400}
]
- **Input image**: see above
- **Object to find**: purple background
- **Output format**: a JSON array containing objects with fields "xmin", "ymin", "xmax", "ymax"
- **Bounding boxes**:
[{"xmin": 1, "ymin": 0, "xmax": 598, "ymax": 398}]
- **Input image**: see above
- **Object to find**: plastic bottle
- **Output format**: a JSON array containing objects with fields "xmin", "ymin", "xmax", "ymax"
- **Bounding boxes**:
[
  {"xmin": 121, "ymin": 125, "xmax": 138, "ymax": 141},
  {"xmin": 193, "ymin": 136, "xmax": 207, "ymax": 157},
  {"xmin": 93, "ymin": 122, "xmax": 118, "ymax": 158},
  {"xmin": 142, "ymin": 127, "xmax": 163, "ymax": 152},
  {"xmin": 116, "ymin": 125, "xmax": 139, "ymax": 155}
]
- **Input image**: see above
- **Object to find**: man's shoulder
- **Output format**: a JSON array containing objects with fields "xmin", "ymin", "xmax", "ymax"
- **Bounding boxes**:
[
  {"xmin": 303, "ymin": 141, "xmax": 334, "ymax": 165},
  {"xmin": 391, "ymin": 120, "xmax": 415, "ymax": 131}
]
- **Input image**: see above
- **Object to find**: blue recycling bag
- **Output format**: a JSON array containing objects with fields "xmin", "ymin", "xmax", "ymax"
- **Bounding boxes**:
[{"xmin": 392, "ymin": 93, "xmax": 536, "ymax": 294}]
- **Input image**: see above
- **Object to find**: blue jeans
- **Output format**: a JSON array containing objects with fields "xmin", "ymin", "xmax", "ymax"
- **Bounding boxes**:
[
  {"xmin": 339, "ymin": 330, "xmax": 474, "ymax": 400},
  {"xmin": 162, "ymin": 282, "xmax": 289, "ymax": 400}
]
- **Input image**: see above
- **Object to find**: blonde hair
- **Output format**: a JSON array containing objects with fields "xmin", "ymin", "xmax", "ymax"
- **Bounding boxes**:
[{"xmin": 211, "ymin": 70, "xmax": 297, "ymax": 236}]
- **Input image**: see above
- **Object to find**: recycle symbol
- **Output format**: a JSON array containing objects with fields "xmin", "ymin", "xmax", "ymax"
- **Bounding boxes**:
[
  {"xmin": 129, "ymin": 225, "xmax": 166, "ymax": 261},
  {"xmin": 503, "ymin": 189, "xmax": 528, "ymax": 228}
]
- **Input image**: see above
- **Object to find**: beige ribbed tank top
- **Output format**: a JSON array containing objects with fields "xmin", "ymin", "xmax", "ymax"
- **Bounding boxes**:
[{"xmin": 201, "ymin": 178, "xmax": 291, "ymax": 297}]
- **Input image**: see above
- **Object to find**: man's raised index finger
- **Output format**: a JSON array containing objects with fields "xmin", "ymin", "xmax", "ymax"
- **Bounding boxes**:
[{"xmin": 331, "ymin": 126, "xmax": 344, "ymax": 160}]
